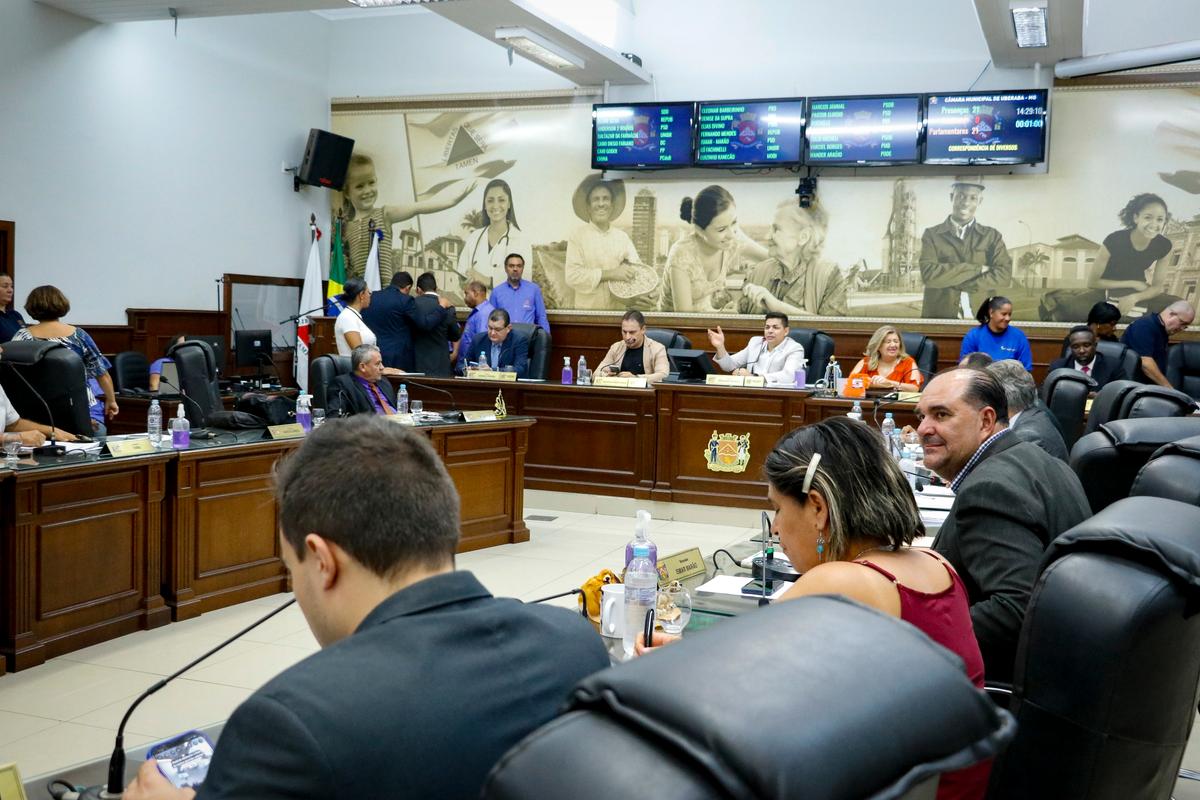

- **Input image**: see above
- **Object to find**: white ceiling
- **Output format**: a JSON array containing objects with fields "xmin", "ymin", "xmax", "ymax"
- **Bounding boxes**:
[{"xmin": 36, "ymin": 0, "xmax": 353, "ymax": 23}]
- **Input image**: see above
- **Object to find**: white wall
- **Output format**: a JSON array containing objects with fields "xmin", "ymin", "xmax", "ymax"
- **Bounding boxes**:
[{"xmin": 0, "ymin": 3, "xmax": 332, "ymax": 323}]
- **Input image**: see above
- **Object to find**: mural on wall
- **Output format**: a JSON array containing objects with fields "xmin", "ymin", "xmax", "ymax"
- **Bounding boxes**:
[{"xmin": 331, "ymin": 87, "xmax": 1200, "ymax": 323}]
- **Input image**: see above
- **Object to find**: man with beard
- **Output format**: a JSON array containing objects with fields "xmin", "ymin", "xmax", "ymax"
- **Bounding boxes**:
[
  {"xmin": 738, "ymin": 201, "xmax": 847, "ymax": 317},
  {"xmin": 919, "ymin": 178, "xmax": 1012, "ymax": 320}
]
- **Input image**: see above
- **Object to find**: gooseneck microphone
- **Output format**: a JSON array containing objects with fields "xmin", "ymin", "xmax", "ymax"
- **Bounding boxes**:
[
  {"xmin": 58, "ymin": 598, "xmax": 297, "ymax": 800},
  {"xmin": 1, "ymin": 358, "xmax": 59, "ymax": 445},
  {"xmin": 401, "ymin": 377, "xmax": 465, "ymax": 422}
]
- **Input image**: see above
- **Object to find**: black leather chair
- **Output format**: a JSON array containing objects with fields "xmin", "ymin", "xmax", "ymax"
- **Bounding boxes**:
[
  {"xmin": 644, "ymin": 328, "xmax": 691, "ymax": 350},
  {"xmin": 168, "ymin": 340, "xmax": 222, "ymax": 427},
  {"xmin": 1083, "ymin": 379, "xmax": 1141, "ymax": 435},
  {"xmin": 788, "ymin": 328, "xmax": 835, "ymax": 372},
  {"xmin": 484, "ymin": 596, "xmax": 1014, "ymax": 800},
  {"xmin": 511, "ymin": 323, "xmax": 549, "ymax": 380},
  {"xmin": 1119, "ymin": 384, "xmax": 1196, "ymax": 421},
  {"xmin": 1070, "ymin": 416, "xmax": 1200, "ymax": 513},
  {"xmin": 112, "ymin": 350, "xmax": 150, "ymax": 394},
  {"xmin": 1130, "ymin": 434, "xmax": 1200, "ymax": 507},
  {"xmin": 0, "ymin": 339, "xmax": 92, "ymax": 436},
  {"xmin": 1040, "ymin": 368, "xmax": 1095, "ymax": 450},
  {"xmin": 987, "ymin": 496, "xmax": 1200, "ymax": 799},
  {"xmin": 901, "ymin": 332, "xmax": 939, "ymax": 379},
  {"xmin": 1058, "ymin": 338, "xmax": 1140, "ymax": 383},
  {"xmin": 1167, "ymin": 342, "xmax": 1200, "ymax": 400},
  {"xmin": 309, "ymin": 354, "xmax": 351, "ymax": 411}
]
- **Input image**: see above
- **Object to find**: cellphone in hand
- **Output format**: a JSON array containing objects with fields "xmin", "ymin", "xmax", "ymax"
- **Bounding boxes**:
[
  {"xmin": 146, "ymin": 730, "xmax": 215, "ymax": 789},
  {"xmin": 741, "ymin": 578, "xmax": 781, "ymax": 597}
]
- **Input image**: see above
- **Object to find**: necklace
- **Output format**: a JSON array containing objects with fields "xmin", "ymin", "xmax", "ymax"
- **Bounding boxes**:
[{"xmin": 851, "ymin": 544, "xmax": 894, "ymax": 562}]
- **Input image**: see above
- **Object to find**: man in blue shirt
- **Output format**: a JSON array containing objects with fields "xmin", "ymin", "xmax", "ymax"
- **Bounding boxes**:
[
  {"xmin": 456, "ymin": 280, "xmax": 494, "ymax": 375},
  {"xmin": 489, "ymin": 253, "xmax": 550, "ymax": 334},
  {"xmin": 1121, "ymin": 300, "xmax": 1194, "ymax": 387},
  {"xmin": 464, "ymin": 309, "xmax": 529, "ymax": 377}
]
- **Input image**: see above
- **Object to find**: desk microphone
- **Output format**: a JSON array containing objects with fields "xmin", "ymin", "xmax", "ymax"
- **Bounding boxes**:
[
  {"xmin": 53, "ymin": 598, "xmax": 297, "ymax": 800},
  {"xmin": 401, "ymin": 378, "xmax": 465, "ymax": 422},
  {"xmin": 155, "ymin": 377, "xmax": 216, "ymax": 439}
]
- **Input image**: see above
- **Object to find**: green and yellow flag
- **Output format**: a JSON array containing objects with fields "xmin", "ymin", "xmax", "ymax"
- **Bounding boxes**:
[{"xmin": 325, "ymin": 217, "xmax": 346, "ymax": 315}]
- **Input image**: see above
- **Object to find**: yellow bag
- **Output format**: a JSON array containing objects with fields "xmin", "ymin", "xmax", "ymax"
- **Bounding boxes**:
[{"xmin": 579, "ymin": 568, "xmax": 622, "ymax": 623}]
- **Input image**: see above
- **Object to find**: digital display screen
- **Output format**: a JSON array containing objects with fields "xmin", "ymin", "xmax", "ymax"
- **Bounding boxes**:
[
  {"xmin": 806, "ymin": 95, "xmax": 922, "ymax": 165},
  {"xmin": 592, "ymin": 103, "xmax": 694, "ymax": 168},
  {"xmin": 694, "ymin": 99, "xmax": 805, "ymax": 166},
  {"xmin": 924, "ymin": 90, "xmax": 1048, "ymax": 164}
]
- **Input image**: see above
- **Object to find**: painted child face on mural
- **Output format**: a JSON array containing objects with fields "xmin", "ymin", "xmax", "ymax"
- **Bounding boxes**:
[
  {"xmin": 485, "ymin": 185, "xmax": 511, "ymax": 226},
  {"xmin": 697, "ymin": 205, "xmax": 739, "ymax": 251},
  {"xmin": 949, "ymin": 186, "xmax": 983, "ymax": 224},
  {"xmin": 587, "ymin": 185, "xmax": 614, "ymax": 225},
  {"xmin": 344, "ymin": 162, "xmax": 379, "ymax": 215},
  {"xmin": 1132, "ymin": 203, "xmax": 1167, "ymax": 239}
]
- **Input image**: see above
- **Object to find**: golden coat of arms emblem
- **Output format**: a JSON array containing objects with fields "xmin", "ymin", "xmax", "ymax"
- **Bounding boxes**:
[{"xmin": 704, "ymin": 431, "xmax": 750, "ymax": 473}]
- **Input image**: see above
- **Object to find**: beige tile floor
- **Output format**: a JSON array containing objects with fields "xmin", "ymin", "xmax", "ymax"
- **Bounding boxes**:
[{"xmin": 4, "ymin": 489, "xmax": 1199, "ymax": 793}]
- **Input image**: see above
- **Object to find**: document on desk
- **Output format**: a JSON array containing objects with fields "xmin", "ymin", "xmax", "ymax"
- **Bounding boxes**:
[{"xmin": 696, "ymin": 574, "xmax": 793, "ymax": 600}]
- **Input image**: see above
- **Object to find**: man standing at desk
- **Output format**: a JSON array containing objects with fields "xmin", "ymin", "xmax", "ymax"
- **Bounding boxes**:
[
  {"xmin": 411, "ymin": 272, "xmax": 460, "ymax": 378},
  {"xmin": 457, "ymin": 280, "xmax": 494, "ymax": 375},
  {"xmin": 596, "ymin": 310, "xmax": 669, "ymax": 383},
  {"xmin": 327, "ymin": 344, "xmax": 398, "ymax": 417},
  {"xmin": 1121, "ymin": 300, "xmax": 1195, "ymax": 387},
  {"xmin": 919, "ymin": 178, "xmax": 1012, "ymax": 320},
  {"xmin": 362, "ymin": 270, "xmax": 450, "ymax": 372},
  {"xmin": 464, "ymin": 309, "xmax": 529, "ymax": 378},
  {"xmin": 707, "ymin": 312, "xmax": 806, "ymax": 385},
  {"xmin": 489, "ymin": 253, "xmax": 550, "ymax": 334},
  {"xmin": 123, "ymin": 416, "xmax": 608, "ymax": 800}
]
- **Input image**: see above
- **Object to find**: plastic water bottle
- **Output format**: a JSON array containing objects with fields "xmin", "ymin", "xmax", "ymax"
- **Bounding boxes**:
[
  {"xmin": 397, "ymin": 384, "xmax": 409, "ymax": 414},
  {"xmin": 295, "ymin": 394, "xmax": 313, "ymax": 432},
  {"xmin": 624, "ymin": 510, "xmax": 657, "ymax": 569},
  {"xmin": 880, "ymin": 412, "xmax": 896, "ymax": 454},
  {"xmin": 623, "ymin": 542, "xmax": 658, "ymax": 657},
  {"xmin": 561, "ymin": 356, "xmax": 573, "ymax": 385},
  {"xmin": 891, "ymin": 429, "xmax": 904, "ymax": 460},
  {"xmin": 899, "ymin": 452, "xmax": 918, "ymax": 489},
  {"xmin": 831, "ymin": 359, "xmax": 844, "ymax": 390},
  {"xmin": 576, "ymin": 356, "xmax": 588, "ymax": 386},
  {"xmin": 147, "ymin": 399, "xmax": 162, "ymax": 448},
  {"xmin": 479, "ymin": 350, "xmax": 489, "ymax": 371},
  {"xmin": 170, "ymin": 404, "xmax": 190, "ymax": 449},
  {"xmin": 848, "ymin": 400, "xmax": 863, "ymax": 421},
  {"xmin": 793, "ymin": 359, "xmax": 807, "ymax": 389}
]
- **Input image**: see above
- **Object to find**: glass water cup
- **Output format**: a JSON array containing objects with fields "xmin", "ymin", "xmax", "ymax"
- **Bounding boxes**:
[
  {"xmin": 410, "ymin": 400, "xmax": 424, "ymax": 414},
  {"xmin": 3, "ymin": 433, "xmax": 22, "ymax": 466}
]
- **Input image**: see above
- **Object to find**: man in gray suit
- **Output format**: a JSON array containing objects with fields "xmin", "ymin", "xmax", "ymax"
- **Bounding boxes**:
[
  {"xmin": 986, "ymin": 359, "xmax": 1069, "ymax": 461},
  {"xmin": 124, "ymin": 416, "xmax": 608, "ymax": 800},
  {"xmin": 919, "ymin": 369, "xmax": 1090, "ymax": 684}
]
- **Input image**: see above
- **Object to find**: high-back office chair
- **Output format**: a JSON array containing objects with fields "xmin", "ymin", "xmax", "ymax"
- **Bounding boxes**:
[
  {"xmin": 0, "ymin": 339, "xmax": 92, "ymax": 436},
  {"xmin": 1083, "ymin": 379, "xmax": 1141, "ymax": 435},
  {"xmin": 1119, "ymin": 384, "xmax": 1196, "ymax": 421},
  {"xmin": 1129, "ymin": 434, "xmax": 1200, "ymax": 507},
  {"xmin": 308, "ymin": 355, "xmax": 351, "ymax": 411},
  {"xmin": 788, "ymin": 328, "xmax": 835, "ymax": 372},
  {"xmin": 511, "ymin": 323, "xmax": 549, "ymax": 380},
  {"xmin": 901, "ymin": 332, "xmax": 939, "ymax": 378},
  {"xmin": 484, "ymin": 596, "xmax": 1013, "ymax": 800},
  {"xmin": 644, "ymin": 328, "xmax": 691, "ymax": 350},
  {"xmin": 1167, "ymin": 342, "xmax": 1200, "ymax": 400},
  {"xmin": 987, "ymin": 496, "xmax": 1200, "ymax": 800},
  {"xmin": 112, "ymin": 351, "xmax": 150, "ymax": 394},
  {"xmin": 1069, "ymin": 416, "xmax": 1200, "ymax": 513},
  {"xmin": 1040, "ymin": 368, "xmax": 1095, "ymax": 450},
  {"xmin": 167, "ymin": 340, "xmax": 222, "ymax": 427}
]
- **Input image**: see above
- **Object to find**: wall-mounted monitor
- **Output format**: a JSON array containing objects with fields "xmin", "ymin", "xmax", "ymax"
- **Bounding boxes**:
[
  {"xmin": 694, "ymin": 98, "xmax": 806, "ymax": 167},
  {"xmin": 805, "ymin": 95, "xmax": 923, "ymax": 165},
  {"xmin": 591, "ymin": 102, "xmax": 695, "ymax": 169},
  {"xmin": 923, "ymin": 90, "xmax": 1049, "ymax": 165}
]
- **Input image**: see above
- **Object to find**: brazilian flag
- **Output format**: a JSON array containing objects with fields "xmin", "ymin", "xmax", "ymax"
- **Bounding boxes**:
[{"xmin": 326, "ymin": 218, "xmax": 347, "ymax": 316}]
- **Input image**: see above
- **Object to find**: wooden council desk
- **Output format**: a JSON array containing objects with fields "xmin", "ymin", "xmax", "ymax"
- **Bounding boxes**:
[{"xmin": 0, "ymin": 416, "xmax": 534, "ymax": 671}]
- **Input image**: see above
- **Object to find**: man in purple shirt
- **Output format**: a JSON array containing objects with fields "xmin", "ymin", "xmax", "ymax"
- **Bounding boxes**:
[
  {"xmin": 457, "ymin": 280, "xmax": 495, "ymax": 374},
  {"xmin": 328, "ymin": 344, "xmax": 399, "ymax": 417},
  {"xmin": 489, "ymin": 253, "xmax": 550, "ymax": 334}
]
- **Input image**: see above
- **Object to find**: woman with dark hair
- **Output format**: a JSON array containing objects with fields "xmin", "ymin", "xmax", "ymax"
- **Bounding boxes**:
[
  {"xmin": 1090, "ymin": 193, "xmax": 1177, "ymax": 317},
  {"xmin": 660, "ymin": 185, "xmax": 767, "ymax": 312},
  {"xmin": 149, "ymin": 333, "xmax": 186, "ymax": 392},
  {"xmin": 13, "ymin": 285, "xmax": 118, "ymax": 423},
  {"xmin": 1086, "ymin": 300, "xmax": 1121, "ymax": 342},
  {"xmin": 958, "ymin": 295, "xmax": 1031, "ymax": 370},
  {"xmin": 333, "ymin": 277, "xmax": 375, "ymax": 357},
  {"xmin": 457, "ymin": 179, "xmax": 529, "ymax": 290},
  {"xmin": 0, "ymin": 274, "xmax": 25, "ymax": 342}
]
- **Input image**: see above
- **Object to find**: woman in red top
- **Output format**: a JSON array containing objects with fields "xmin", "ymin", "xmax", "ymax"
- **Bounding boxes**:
[{"xmin": 848, "ymin": 325, "xmax": 922, "ymax": 391}]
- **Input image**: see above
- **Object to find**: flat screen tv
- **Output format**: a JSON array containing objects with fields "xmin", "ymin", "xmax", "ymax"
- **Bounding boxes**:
[
  {"xmin": 923, "ymin": 90, "xmax": 1049, "ymax": 165},
  {"xmin": 694, "ymin": 98, "xmax": 806, "ymax": 167},
  {"xmin": 805, "ymin": 94, "xmax": 923, "ymax": 166},
  {"xmin": 592, "ymin": 102, "xmax": 695, "ymax": 169}
]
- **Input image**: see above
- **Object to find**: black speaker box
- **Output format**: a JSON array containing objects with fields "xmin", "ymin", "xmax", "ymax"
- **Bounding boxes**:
[{"xmin": 297, "ymin": 128, "xmax": 355, "ymax": 190}]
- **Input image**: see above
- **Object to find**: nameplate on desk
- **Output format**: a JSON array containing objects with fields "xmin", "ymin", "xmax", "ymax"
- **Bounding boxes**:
[
  {"xmin": 106, "ymin": 438, "xmax": 157, "ymax": 458},
  {"xmin": 593, "ymin": 376, "xmax": 648, "ymax": 389},
  {"xmin": 897, "ymin": 391, "xmax": 922, "ymax": 403},
  {"xmin": 466, "ymin": 370, "xmax": 519, "ymax": 382},
  {"xmin": 705, "ymin": 374, "xmax": 765, "ymax": 387},
  {"xmin": 658, "ymin": 547, "xmax": 706, "ymax": 584},
  {"xmin": 742, "ymin": 375, "xmax": 766, "ymax": 387},
  {"xmin": 461, "ymin": 410, "xmax": 497, "ymax": 422},
  {"xmin": 267, "ymin": 423, "xmax": 306, "ymax": 440}
]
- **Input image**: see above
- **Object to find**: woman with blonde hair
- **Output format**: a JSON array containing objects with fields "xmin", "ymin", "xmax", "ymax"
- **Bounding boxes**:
[{"xmin": 847, "ymin": 325, "xmax": 922, "ymax": 391}]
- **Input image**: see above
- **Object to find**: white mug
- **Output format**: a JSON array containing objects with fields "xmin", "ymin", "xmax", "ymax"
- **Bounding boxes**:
[{"xmin": 599, "ymin": 583, "xmax": 625, "ymax": 639}]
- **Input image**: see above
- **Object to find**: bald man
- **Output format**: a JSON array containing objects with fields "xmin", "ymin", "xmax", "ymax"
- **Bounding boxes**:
[{"xmin": 1120, "ymin": 300, "xmax": 1195, "ymax": 387}]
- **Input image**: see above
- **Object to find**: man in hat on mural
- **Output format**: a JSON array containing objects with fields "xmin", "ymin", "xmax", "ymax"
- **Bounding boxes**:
[
  {"xmin": 565, "ymin": 174, "xmax": 642, "ymax": 311},
  {"xmin": 918, "ymin": 177, "xmax": 1012, "ymax": 320}
]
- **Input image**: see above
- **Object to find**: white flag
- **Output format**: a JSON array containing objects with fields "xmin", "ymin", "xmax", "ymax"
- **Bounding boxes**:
[
  {"xmin": 364, "ymin": 229, "xmax": 382, "ymax": 292},
  {"xmin": 295, "ymin": 232, "xmax": 324, "ymax": 393}
]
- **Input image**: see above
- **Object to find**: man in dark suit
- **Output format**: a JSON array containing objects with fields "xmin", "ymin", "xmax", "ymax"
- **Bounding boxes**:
[
  {"xmin": 123, "ymin": 415, "xmax": 609, "ymax": 800},
  {"xmin": 987, "ymin": 359, "xmax": 1069, "ymax": 461},
  {"xmin": 361, "ymin": 270, "xmax": 450, "ymax": 371},
  {"xmin": 464, "ymin": 308, "xmax": 529, "ymax": 378},
  {"xmin": 918, "ymin": 178, "xmax": 1012, "ymax": 320},
  {"xmin": 1048, "ymin": 325, "xmax": 1125, "ymax": 390},
  {"xmin": 326, "ymin": 344, "xmax": 398, "ymax": 417},
  {"xmin": 920, "ymin": 368, "xmax": 1090, "ymax": 684},
  {"xmin": 411, "ymin": 272, "xmax": 460, "ymax": 377}
]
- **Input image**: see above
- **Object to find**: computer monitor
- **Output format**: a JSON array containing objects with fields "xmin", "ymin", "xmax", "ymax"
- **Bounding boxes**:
[
  {"xmin": 187, "ymin": 335, "xmax": 226, "ymax": 372},
  {"xmin": 667, "ymin": 348, "xmax": 716, "ymax": 383},
  {"xmin": 235, "ymin": 329, "xmax": 272, "ymax": 368}
]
